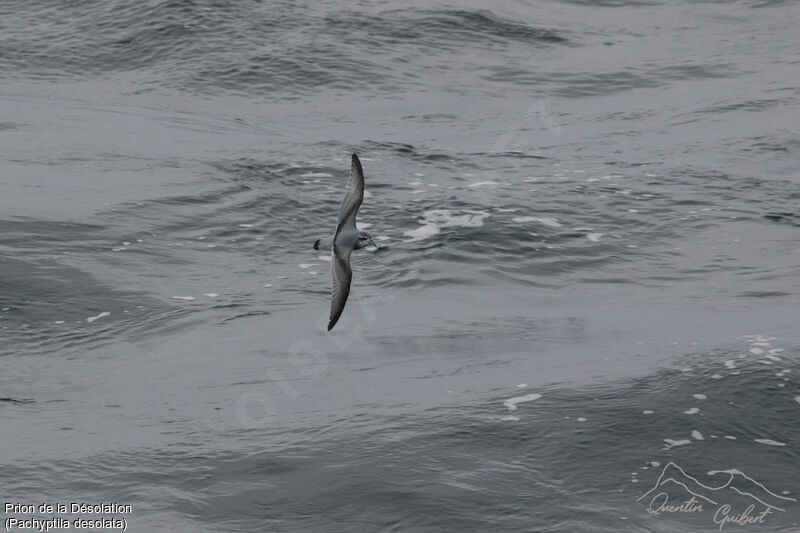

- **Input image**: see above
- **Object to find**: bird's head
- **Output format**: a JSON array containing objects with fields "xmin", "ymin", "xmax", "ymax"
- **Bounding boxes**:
[{"xmin": 357, "ymin": 231, "xmax": 376, "ymax": 249}]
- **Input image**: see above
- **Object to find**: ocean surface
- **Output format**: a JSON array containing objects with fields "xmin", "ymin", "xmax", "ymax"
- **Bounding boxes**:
[{"xmin": 1, "ymin": 0, "xmax": 799, "ymax": 531}]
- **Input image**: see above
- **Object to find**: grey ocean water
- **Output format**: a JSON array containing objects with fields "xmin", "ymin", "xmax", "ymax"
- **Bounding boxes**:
[{"xmin": 2, "ymin": 0, "xmax": 799, "ymax": 531}]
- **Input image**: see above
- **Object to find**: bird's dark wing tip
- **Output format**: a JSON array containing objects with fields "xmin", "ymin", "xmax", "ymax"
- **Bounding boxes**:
[
  {"xmin": 313, "ymin": 239, "xmax": 320, "ymax": 250},
  {"xmin": 351, "ymin": 153, "xmax": 362, "ymax": 174}
]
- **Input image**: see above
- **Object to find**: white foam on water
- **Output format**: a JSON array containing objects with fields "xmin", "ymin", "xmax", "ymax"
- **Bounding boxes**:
[
  {"xmin": 693, "ymin": 394, "xmax": 707, "ymax": 400},
  {"xmin": 501, "ymin": 416, "xmax": 520, "ymax": 422},
  {"xmin": 692, "ymin": 430, "xmax": 704, "ymax": 440},
  {"xmin": 795, "ymin": 396, "xmax": 800, "ymax": 405},
  {"xmin": 684, "ymin": 407, "xmax": 700, "ymax": 415},
  {"xmin": 204, "ymin": 293, "xmax": 219, "ymax": 297},
  {"xmin": 587, "ymin": 233, "xmax": 604, "ymax": 242},
  {"xmin": 404, "ymin": 209, "xmax": 488, "ymax": 242},
  {"xmin": 758, "ymin": 360, "xmax": 774, "ymax": 365},
  {"xmin": 432, "ymin": 210, "xmax": 488, "ymax": 227},
  {"xmin": 766, "ymin": 354, "xmax": 782, "ymax": 361},
  {"xmin": 512, "ymin": 216, "xmax": 561, "ymax": 227},
  {"xmin": 86, "ymin": 311, "xmax": 110, "ymax": 323},
  {"xmin": 754, "ymin": 439, "xmax": 786, "ymax": 447},
  {"xmin": 318, "ymin": 255, "xmax": 332, "ymax": 261},
  {"xmin": 503, "ymin": 393, "xmax": 542, "ymax": 411},
  {"xmin": 171, "ymin": 296, "xmax": 195, "ymax": 301},
  {"xmin": 516, "ymin": 383, "xmax": 527, "ymax": 388},
  {"xmin": 376, "ymin": 235, "xmax": 390, "ymax": 242},
  {"xmin": 238, "ymin": 224, "xmax": 254, "ymax": 228},
  {"xmin": 54, "ymin": 321, "xmax": 65, "ymax": 324},
  {"xmin": 576, "ymin": 417, "xmax": 587, "ymax": 422},
  {"xmin": 710, "ymin": 374, "xmax": 724, "ymax": 379},
  {"xmin": 724, "ymin": 360, "xmax": 736, "ymax": 369},
  {"xmin": 264, "ymin": 284, "xmax": 273, "ymax": 288},
  {"xmin": 298, "ymin": 263, "xmax": 316, "ymax": 269},
  {"xmin": 468, "ymin": 181, "xmax": 498, "ymax": 188},
  {"xmin": 724, "ymin": 435, "xmax": 736, "ymax": 440},
  {"xmin": 404, "ymin": 224, "xmax": 440, "ymax": 242},
  {"xmin": 650, "ymin": 461, "xmax": 661, "ymax": 467},
  {"xmin": 301, "ymin": 172, "xmax": 332, "ymax": 178},
  {"xmin": 750, "ymin": 347, "xmax": 764, "ymax": 354},
  {"xmin": 359, "ymin": 222, "xmax": 372, "ymax": 229},
  {"xmin": 642, "ymin": 410, "xmax": 654, "ymax": 414},
  {"xmin": 664, "ymin": 439, "xmax": 691, "ymax": 447}
]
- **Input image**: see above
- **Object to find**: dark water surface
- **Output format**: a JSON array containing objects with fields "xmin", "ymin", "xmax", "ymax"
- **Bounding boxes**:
[{"xmin": 1, "ymin": 0, "xmax": 799, "ymax": 531}]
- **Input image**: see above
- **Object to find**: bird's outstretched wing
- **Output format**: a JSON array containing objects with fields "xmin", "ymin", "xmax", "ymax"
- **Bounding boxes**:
[
  {"xmin": 328, "ymin": 244, "xmax": 353, "ymax": 331},
  {"xmin": 334, "ymin": 154, "xmax": 365, "ymax": 239}
]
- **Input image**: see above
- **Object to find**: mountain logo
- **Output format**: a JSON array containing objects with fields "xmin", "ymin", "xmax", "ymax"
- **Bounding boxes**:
[{"xmin": 637, "ymin": 462, "xmax": 796, "ymax": 530}]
